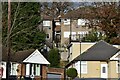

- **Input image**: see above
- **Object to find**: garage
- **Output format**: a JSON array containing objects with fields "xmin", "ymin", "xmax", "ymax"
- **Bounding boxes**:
[{"xmin": 47, "ymin": 73, "xmax": 61, "ymax": 80}]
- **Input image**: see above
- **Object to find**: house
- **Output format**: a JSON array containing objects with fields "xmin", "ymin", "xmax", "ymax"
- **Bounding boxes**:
[
  {"xmin": 65, "ymin": 40, "xmax": 120, "ymax": 78},
  {"xmin": 41, "ymin": 7, "xmax": 105, "ymax": 62},
  {"xmin": 41, "ymin": 13, "xmax": 93, "ymax": 61},
  {"xmin": 1, "ymin": 47, "xmax": 50, "ymax": 80}
]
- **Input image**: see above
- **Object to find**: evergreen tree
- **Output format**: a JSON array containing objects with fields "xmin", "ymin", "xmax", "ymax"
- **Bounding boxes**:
[
  {"xmin": 48, "ymin": 48, "xmax": 60, "ymax": 67},
  {"xmin": 2, "ymin": 2, "xmax": 46, "ymax": 52}
]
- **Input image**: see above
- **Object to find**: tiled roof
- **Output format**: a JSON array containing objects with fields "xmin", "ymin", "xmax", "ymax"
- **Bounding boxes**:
[
  {"xmin": 2, "ymin": 46, "xmax": 35, "ymax": 63},
  {"xmin": 2, "ymin": 47, "xmax": 50, "ymax": 64},
  {"xmin": 62, "ymin": 7, "xmax": 95, "ymax": 19}
]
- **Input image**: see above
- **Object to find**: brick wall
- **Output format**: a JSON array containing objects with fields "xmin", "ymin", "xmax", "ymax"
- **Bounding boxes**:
[{"xmin": 47, "ymin": 67, "xmax": 65, "ymax": 79}]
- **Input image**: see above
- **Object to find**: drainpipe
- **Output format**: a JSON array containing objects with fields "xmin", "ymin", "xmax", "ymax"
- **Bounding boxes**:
[{"xmin": 64, "ymin": 67, "xmax": 66, "ymax": 80}]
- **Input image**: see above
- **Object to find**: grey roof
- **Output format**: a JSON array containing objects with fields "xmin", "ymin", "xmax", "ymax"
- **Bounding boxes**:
[{"xmin": 65, "ymin": 40, "xmax": 119, "ymax": 68}]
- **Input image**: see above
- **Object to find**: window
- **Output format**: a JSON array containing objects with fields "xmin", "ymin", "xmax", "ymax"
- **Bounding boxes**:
[
  {"xmin": 78, "ymin": 31, "xmax": 88, "ymax": 37},
  {"xmin": 64, "ymin": 32, "xmax": 76, "ymax": 38},
  {"xmin": 55, "ymin": 22, "xmax": 60, "ymax": 25},
  {"xmin": 78, "ymin": 19, "xmax": 89, "ymax": 26},
  {"xmin": 35, "ymin": 64, "xmax": 40, "ymax": 76},
  {"xmin": 46, "ymin": 34, "xmax": 50, "ymax": 39},
  {"xmin": 102, "ymin": 67, "xmax": 106, "ymax": 73},
  {"xmin": 43, "ymin": 21, "xmax": 51, "ymax": 26},
  {"xmin": 116, "ymin": 61, "xmax": 120, "ymax": 73},
  {"xmin": 64, "ymin": 32, "xmax": 70, "ymax": 38},
  {"xmin": 11, "ymin": 63, "xmax": 19, "ymax": 75},
  {"xmin": 71, "ymin": 32, "xmax": 76, "ymax": 40},
  {"xmin": 64, "ymin": 19, "xmax": 70, "ymax": 25},
  {"xmin": 30, "ymin": 64, "xmax": 41, "ymax": 76},
  {"xmin": 74, "ymin": 61, "xmax": 87, "ymax": 74},
  {"xmin": 81, "ymin": 61, "xmax": 87, "ymax": 74},
  {"xmin": 26, "ymin": 64, "xmax": 30, "ymax": 76}
]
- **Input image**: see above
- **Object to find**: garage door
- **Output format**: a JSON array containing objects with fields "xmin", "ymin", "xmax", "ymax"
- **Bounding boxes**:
[{"xmin": 47, "ymin": 73, "xmax": 61, "ymax": 80}]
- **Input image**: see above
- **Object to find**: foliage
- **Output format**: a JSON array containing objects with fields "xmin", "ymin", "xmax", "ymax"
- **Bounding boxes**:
[
  {"xmin": 48, "ymin": 48, "xmax": 60, "ymax": 67},
  {"xmin": 82, "ymin": 30, "xmax": 105, "ymax": 42},
  {"xmin": 2, "ymin": 2, "xmax": 46, "ymax": 51},
  {"xmin": 66, "ymin": 68, "xmax": 78, "ymax": 79},
  {"xmin": 65, "ymin": 2, "xmax": 120, "ymax": 44},
  {"xmin": 81, "ymin": 2, "xmax": 120, "ymax": 44},
  {"xmin": 40, "ymin": 2, "xmax": 73, "ymax": 18}
]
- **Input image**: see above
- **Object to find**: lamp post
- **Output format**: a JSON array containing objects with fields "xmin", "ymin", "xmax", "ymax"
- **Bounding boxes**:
[{"xmin": 79, "ymin": 34, "xmax": 81, "ymax": 78}]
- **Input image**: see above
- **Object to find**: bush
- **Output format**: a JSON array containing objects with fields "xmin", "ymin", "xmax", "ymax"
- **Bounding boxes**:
[
  {"xmin": 66, "ymin": 68, "xmax": 78, "ymax": 79},
  {"xmin": 48, "ymin": 48, "xmax": 60, "ymax": 67}
]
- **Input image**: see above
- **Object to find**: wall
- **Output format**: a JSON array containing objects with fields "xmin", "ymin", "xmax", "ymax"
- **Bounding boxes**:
[
  {"xmin": 72, "ymin": 61, "xmax": 120, "ymax": 78},
  {"xmin": 73, "ymin": 61, "xmax": 101, "ymax": 78},
  {"xmin": 108, "ymin": 61, "xmax": 119, "ymax": 78},
  {"xmin": 17, "ymin": 64, "xmax": 48, "ymax": 80},
  {"xmin": 43, "ymin": 20, "xmax": 53, "ymax": 41},
  {"xmin": 47, "ymin": 67, "xmax": 64, "ymax": 80},
  {"xmin": 69, "ymin": 42, "xmax": 95, "ymax": 62},
  {"xmin": 61, "ymin": 19, "xmax": 90, "ymax": 45},
  {"xmin": 41, "ymin": 65, "xmax": 47, "ymax": 79}
]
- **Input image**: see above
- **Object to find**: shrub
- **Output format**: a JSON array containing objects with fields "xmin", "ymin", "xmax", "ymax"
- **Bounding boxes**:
[{"xmin": 66, "ymin": 68, "xmax": 78, "ymax": 79}]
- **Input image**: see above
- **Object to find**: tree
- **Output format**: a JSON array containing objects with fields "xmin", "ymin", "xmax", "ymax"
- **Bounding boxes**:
[
  {"xmin": 65, "ymin": 2, "xmax": 120, "ymax": 44},
  {"xmin": 82, "ymin": 29, "xmax": 105, "ymax": 42},
  {"xmin": 40, "ymin": 2, "xmax": 74, "ymax": 18},
  {"xmin": 48, "ymin": 48, "xmax": 60, "ymax": 67},
  {"xmin": 66, "ymin": 68, "xmax": 78, "ymax": 80},
  {"xmin": 82, "ymin": 2, "xmax": 120, "ymax": 44},
  {"xmin": 2, "ymin": 2, "xmax": 46, "ymax": 52}
]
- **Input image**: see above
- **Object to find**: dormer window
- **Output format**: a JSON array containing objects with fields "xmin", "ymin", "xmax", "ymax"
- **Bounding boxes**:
[
  {"xmin": 78, "ymin": 19, "xmax": 88, "ymax": 26},
  {"xmin": 64, "ymin": 19, "xmax": 70, "ymax": 25}
]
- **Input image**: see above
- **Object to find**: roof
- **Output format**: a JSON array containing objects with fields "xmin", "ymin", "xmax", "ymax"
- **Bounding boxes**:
[
  {"xmin": 41, "ymin": 14, "xmax": 53, "ymax": 20},
  {"xmin": 62, "ymin": 8, "xmax": 86, "ymax": 19},
  {"xmin": 62, "ymin": 7, "xmax": 96, "ymax": 19},
  {"xmin": 2, "ymin": 47, "xmax": 35, "ymax": 62},
  {"xmin": 2, "ymin": 47, "xmax": 50, "ymax": 64},
  {"xmin": 11, "ymin": 49, "xmax": 35, "ymax": 63},
  {"xmin": 65, "ymin": 40, "xmax": 119, "ymax": 68},
  {"xmin": 23, "ymin": 49, "xmax": 50, "ymax": 64}
]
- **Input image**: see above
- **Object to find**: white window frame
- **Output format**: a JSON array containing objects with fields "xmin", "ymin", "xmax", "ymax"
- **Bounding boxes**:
[
  {"xmin": 78, "ymin": 31, "xmax": 88, "ymax": 37},
  {"xmin": 26, "ymin": 64, "xmax": 30, "ymax": 76},
  {"xmin": 64, "ymin": 32, "xmax": 70, "ymax": 38},
  {"xmin": 10, "ymin": 63, "xmax": 19, "ymax": 75},
  {"xmin": 78, "ymin": 19, "xmax": 89, "ymax": 26},
  {"xmin": 81, "ymin": 61, "xmax": 87, "ymax": 74},
  {"xmin": 64, "ymin": 32, "xmax": 77, "ymax": 39},
  {"xmin": 64, "ymin": 19, "xmax": 70, "ymax": 25},
  {"xmin": 55, "ymin": 22, "xmax": 60, "ymax": 25},
  {"xmin": 78, "ymin": 19, "xmax": 85, "ymax": 26},
  {"xmin": 74, "ymin": 61, "xmax": 87, "ymax": 74},
  {"xmin": 35, "ymin": 64, "xmax": 41, "ymax": 76},
  {"xmin": 43, "ymin": 20, "xmax": 51, "ymax": 26}
]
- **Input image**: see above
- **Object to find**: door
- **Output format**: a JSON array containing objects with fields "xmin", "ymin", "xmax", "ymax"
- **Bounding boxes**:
[
  {"xmin": 101, "ymin": 64, "xmax": 108, "ymax": 78},
  {"xmin": 47, "ymin": 73, "xmax": 61, "ymax": 80}
]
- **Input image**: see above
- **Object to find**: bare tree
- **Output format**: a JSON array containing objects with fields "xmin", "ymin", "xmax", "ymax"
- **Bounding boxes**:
[
  {"xmin": 81, "ymin": 2, "xmax": 120, "ymax": 44},
  {"xmin": 40, "ymin": 2, "xmax": 74, "ymax": 18}
]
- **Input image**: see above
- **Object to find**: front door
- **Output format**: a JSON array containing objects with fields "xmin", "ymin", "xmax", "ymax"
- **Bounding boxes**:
[{"xmin": 101, "ymin": 64, "xmax": 108, "ymax": 78}]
